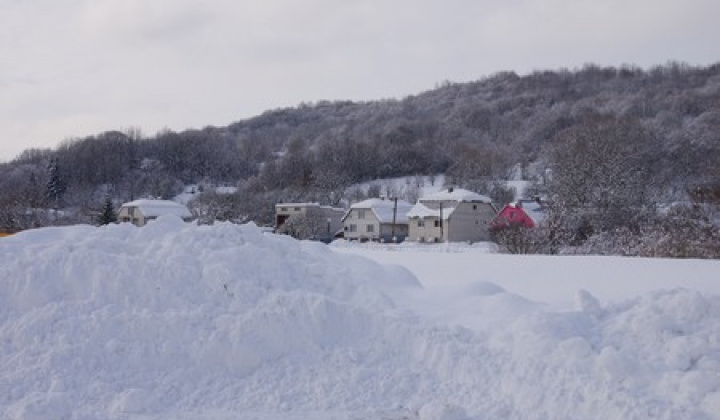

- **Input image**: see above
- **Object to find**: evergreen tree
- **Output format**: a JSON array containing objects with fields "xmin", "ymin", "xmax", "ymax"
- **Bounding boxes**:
[
  {"xmin": 98, "ymin": 196, "xmax": 117, "ymax": 225},
  {"xmin": 45, "ymin": 158, "xmax": 66, "ymax": 209}
]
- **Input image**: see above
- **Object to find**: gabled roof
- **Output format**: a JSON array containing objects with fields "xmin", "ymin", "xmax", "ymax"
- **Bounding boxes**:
[
  {"xmin": 420, "ymin": 188, "xmax": 492, "ymax": 203},
  {"xmin": 516, "ymin": 199, "xmax": 546, "ymax": 225},
  {"xmin": 407, "ymin": 202, "xmax": 456, "ymax": 220},
  {"xmin": 121, "ymin": 199, "xmax": 192, "ymax": 219},
  {"xmin": 492, "ymin": 199, "xmax": 546, "ymax": 227},
  {"xmin": 276, "ymin": 202, "xmax": 344, "ymax": 212},
  {"xmin": 344, "ymin": 198, "xmax": 414, "ymax": 224}
]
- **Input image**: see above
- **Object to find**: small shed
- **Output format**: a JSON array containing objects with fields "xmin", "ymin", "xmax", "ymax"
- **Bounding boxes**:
[{"xmin": 118, "ymin": 199, "xmax": 192, "ymax": 227}]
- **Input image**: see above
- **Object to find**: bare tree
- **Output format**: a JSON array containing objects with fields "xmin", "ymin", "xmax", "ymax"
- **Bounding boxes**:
[{"xmin": 544, "ymin": 115, "xmax": 662, "ymax": 244}]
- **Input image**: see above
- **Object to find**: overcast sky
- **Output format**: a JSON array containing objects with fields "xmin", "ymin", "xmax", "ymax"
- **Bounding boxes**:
[{"xmin": 2, "ymin": 0, "xmax": 719, "ymax": 161}]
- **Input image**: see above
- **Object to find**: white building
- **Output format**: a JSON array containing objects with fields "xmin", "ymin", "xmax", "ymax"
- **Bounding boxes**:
[
  {"xmin": 118, "ymin": 199, "xmax": 192, "ymax": 227},
  {"xmin": 341, "ymin": 197, "xmax": 414, "ymax": 242},
  {"xmin": 407, "ymin": 188, "xmax": 497, "ymax": 243}
]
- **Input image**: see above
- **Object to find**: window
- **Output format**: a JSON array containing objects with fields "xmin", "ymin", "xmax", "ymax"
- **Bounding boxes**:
[
  {"xmin": 294, "ymin": 207, "xmax": 301, "ymax": 212},
  {"xmin": 281, "ymin": 207, "xmax": 288, "ymax": 212},
  {"xmin": 358, "ymin": 210, "xmax": 366, "ymax": 219},
  {"xmin": 418, "ymin": 220, "xmax": 424, "ymax": 227},
  {"xmin": 128, "ymin": 207, "xmax": 135, "ymax": 217},
  {"xmin": 434, "ymin": 220, "xmax": 440, "ymax": 227},
  {"xmin": 349, "ymin": 224, "xmax": 357, "ymax": 232},
  {"xmin": 367, "ymin": 224, "xmax": 374, "ymax": 233},
  {"xmin": 473, "ymin": 204, "xmax": 477, "ymax": 210}
]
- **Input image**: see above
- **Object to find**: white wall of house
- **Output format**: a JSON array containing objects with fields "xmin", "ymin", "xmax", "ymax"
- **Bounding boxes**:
[
  {"xmin": 446, "ymin": 202, "xmax": 495, "ymax": 242},
  {"xmin": 408, "ymin": 217, "xmax": 444, "ymax": 242},
  {"xmin": 118, "ymin": 200, "xmax": 192, "ymax": 227},
  {"xmin": 343, "ymin": 206, "xmax": 411, "ymax": 242},
  {"xmin": 118, "ymin": 206, "xmax": 146, "ymax": 226},
  {"xmin": 408, "ymin": 202, "xmax": 496, "ymax": 243},
  {"xmin": 343, "ymin": 208, "xmax": 382, "ymax": 241},
  {"xmin": 379, "ymin": 223, "xmax": 408, "ymax": 241}
]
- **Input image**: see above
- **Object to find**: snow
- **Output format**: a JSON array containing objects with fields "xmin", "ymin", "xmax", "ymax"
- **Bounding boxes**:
[
  {"xmin": 174, "ymin": 184, "xmax": 239, "ymax": 205},
  {"xmin": 406, "ymin": 201, "xmax": 457, "ymax": 219},
  {"xmin": 346, "ymin": 175, "xmax": 447, "ymax": 199},
  {"xmin": 505, "ymin": 180, "xmax": 532, "ymax": 200},
  {"xmin": 420, "ymin": 187, "xmax": 492, "ymax": 203},
  {"xmin": 406, "ymin": 187, "xmax": 492, "ymax": 220},
  {"xmin": 516, "ymin": 199, "xmax": 546, "ymax": 224},
  {"xmin": 277, "ymin": 202, "xmax": 343, "ymax": 212},
  {"xmin": 121, "ymin": 199, "xmax": 192, "ymax": 218},
  {"xmin": 347, "ymin": 198, "xmax": 414, "ymax": 223},
  {"xmin": 2, "ymin": 219, "xmax": 720, "ymax": 420}
]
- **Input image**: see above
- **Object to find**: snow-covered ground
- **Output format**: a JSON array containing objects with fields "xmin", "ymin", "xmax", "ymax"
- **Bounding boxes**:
[
  {"xmin": 345, "ymin": 175, "xmax": 447, "ymax": 200},
  {"xmin": 2, "ymin": 219, "xmax": 720, "ymax": 420}
]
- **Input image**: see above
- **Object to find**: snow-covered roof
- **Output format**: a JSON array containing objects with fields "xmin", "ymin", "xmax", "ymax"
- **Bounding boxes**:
[
  {"xmin": 512, "ymin": 199, "xmax": 546, "ymax": 225},
  {"xmin": 346, "ymin": 198, "xmax": 414, "ymax": 224},
  {"xmin": 406, "ymin": 202, "xmax": 457, "ymax": 220},
  {"xmin": 276, "ymin": 202, "xmax": 321, "ymax": 208},
  {"xmin": 420, "ymin": 188, "xmax": 492, "ymax": 203},
  {"xmin": 122, "ymin": 199, "xmax": 192, "ymax": 218},
  {"xmin": 276, "ymin": 202, "xmax": 343, "ymax": 210}
]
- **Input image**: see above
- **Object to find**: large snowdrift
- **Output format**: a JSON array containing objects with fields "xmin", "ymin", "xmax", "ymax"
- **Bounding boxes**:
[{"xmin": 1, "ymin": 218, "xmax": 720, "ymax": 420}]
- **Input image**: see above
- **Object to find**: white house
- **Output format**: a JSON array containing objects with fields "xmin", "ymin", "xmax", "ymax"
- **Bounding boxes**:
[
  {"xmin": 342, "ymin": 197, "xmax": 414, "ymax": 242},
  {"xmin": 274, "ymin": 203, "xmax": 345, "ymax": 242},
  {"xmin": 407, "ymin": 187, "xmax": 497, "ymax": 243},
  {"xmin": 118, "ymin": 199, "xmax": 192, "ymax": 227}
]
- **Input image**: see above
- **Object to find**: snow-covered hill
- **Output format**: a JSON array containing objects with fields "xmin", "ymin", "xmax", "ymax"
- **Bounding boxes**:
[{"xmin": 1, "ymin": 219, "xmax": 720, "ymax": 420}]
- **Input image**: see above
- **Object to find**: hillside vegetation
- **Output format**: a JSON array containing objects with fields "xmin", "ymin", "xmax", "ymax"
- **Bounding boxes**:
[{"xmin": 1, "ymin": 62, "xmax": 718, "ymax": 256}]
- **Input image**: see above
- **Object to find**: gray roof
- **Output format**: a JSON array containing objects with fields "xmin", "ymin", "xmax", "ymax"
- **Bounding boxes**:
[{"xmin": 346, "ymin": 198, "xmax": 414, "ymax": 224}]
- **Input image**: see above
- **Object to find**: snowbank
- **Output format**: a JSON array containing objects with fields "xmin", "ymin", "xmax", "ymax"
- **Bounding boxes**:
[{"xmin": 1, "ymin": 218, "xmax": 720, "ymax": 419}]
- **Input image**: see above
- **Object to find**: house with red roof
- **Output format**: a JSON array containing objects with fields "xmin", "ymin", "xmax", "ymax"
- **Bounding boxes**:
[{"xmin": 490, "ymin": 198, "xmax": 546, "ymax": 229}]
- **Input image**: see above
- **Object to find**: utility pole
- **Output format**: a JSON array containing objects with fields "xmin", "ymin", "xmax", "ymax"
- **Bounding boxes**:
[
  {"xmin": 391, "ymin": 197, "xmax": 398, "ymax": 242},
  {"xmin": 439, "ymin": 202, "xmax": 444, "ymax": 241}
]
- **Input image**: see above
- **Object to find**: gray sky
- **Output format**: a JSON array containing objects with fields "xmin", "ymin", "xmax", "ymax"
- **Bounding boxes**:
[{"xmin": 2, "ymin": 0, "xmax": 719, "ymax": 161}]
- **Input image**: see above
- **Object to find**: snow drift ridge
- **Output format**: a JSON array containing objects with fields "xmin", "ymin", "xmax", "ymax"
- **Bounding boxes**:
[{"xmin": 1, "ymin": 217, "xmax": 720, "ymax": 420}]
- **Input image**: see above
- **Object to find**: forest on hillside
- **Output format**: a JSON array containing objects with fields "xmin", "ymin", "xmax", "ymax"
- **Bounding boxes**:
[{"xmin": 1, "ymin": 62, "xmax": 719, "ymax": 257}]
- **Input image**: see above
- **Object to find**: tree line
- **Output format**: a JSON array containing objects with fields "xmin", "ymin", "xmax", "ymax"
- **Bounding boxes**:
[{"xmin": 1, "ymin": 62, "xmax": 718, "ymax": 256}]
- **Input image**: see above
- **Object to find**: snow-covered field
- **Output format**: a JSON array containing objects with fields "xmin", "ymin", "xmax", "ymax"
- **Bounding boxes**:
[{"xmin": 2, "ymin": 218, "xmax": 720, "ymax": 420}]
